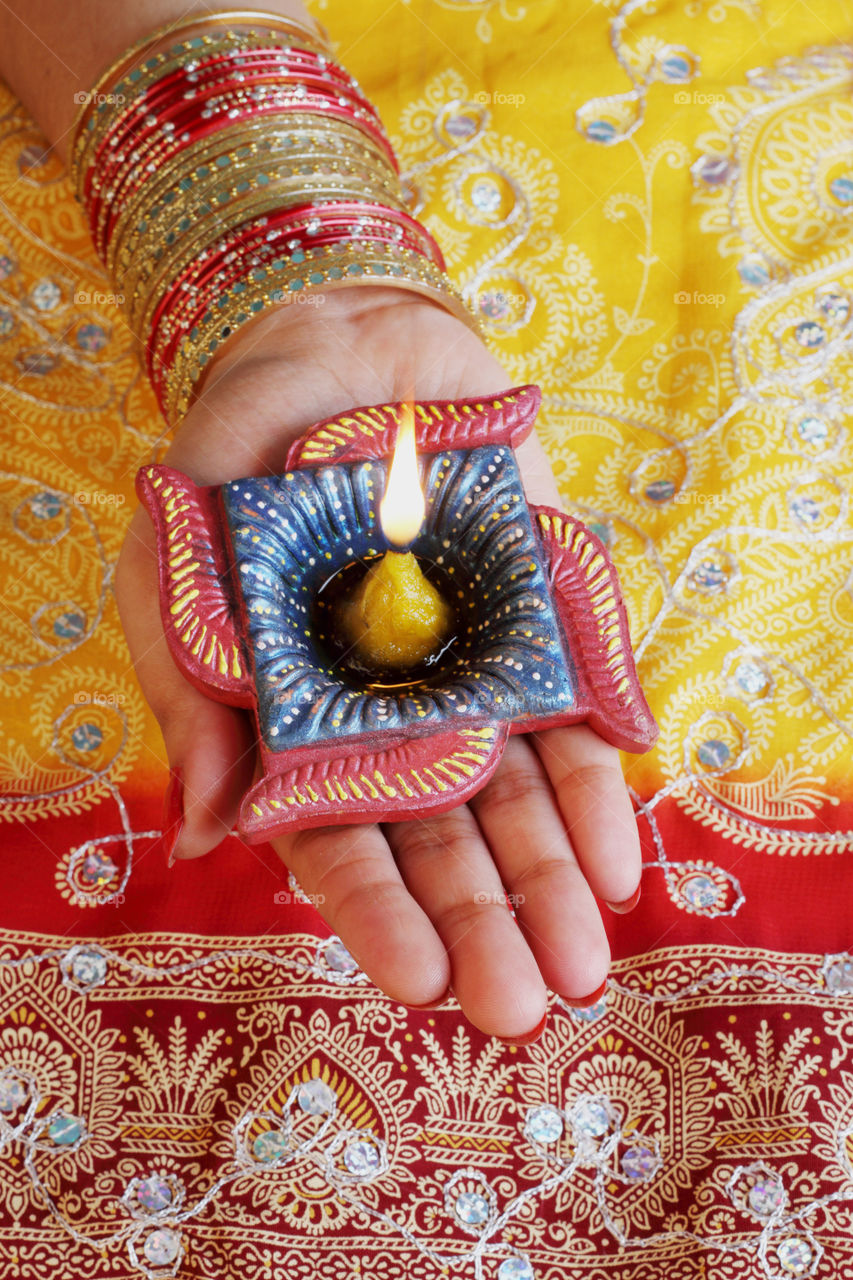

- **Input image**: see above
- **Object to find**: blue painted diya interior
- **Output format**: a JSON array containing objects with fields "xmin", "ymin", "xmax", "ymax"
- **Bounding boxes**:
[{"xmin": 222, "ymin": 445, "xmax": 576, "ymax": 753}]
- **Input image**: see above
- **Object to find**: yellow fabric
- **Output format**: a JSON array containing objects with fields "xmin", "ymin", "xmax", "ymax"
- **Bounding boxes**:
[{"xmin": 2, "ymin": 0, "xmax": 851, "ymax": 841}]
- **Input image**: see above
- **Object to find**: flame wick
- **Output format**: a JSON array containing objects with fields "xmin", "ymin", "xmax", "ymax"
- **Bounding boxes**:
[{"xmin": 379, "ymin": 405, "xmax": 425, "ymax": 549}]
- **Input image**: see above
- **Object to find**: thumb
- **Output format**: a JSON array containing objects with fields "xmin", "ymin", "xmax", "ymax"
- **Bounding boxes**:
[{"xmin": 115, "ymin": 505, "xmax": 257, "ymax": 861}]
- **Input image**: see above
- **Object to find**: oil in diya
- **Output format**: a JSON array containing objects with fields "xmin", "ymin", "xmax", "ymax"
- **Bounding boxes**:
[
  {"xmin": 135, "ymin": 383, "xmax": 658, "ymax": 839},
  {"xmin": 322, "ymin": 406, "xmax": 455, "ymax": 676}
]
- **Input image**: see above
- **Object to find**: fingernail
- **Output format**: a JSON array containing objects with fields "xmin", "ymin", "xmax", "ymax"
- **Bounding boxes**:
[
  {"xmin": 498, "ymin": 1012, "xmax": 547, "ymax": 1047},
  {"xmin": 162, "ymin": 767, "xmax": 184, "ymax": 868},
  {"xmin": 407, "ymin": 986, "xmax": 452, "ymax": 1011},
  {"xmin": 606, "ymin": 885, "xmax": 641, "ymax": 914},
  {"xmin": 568, "ymin": 979, "xmax": 607, "ymax": 1009}
]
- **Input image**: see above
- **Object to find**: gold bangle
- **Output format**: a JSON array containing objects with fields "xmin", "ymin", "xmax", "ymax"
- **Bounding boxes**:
[{"xmin": 69, "ymin": 10, "xmax": 330, "ymax": 161}]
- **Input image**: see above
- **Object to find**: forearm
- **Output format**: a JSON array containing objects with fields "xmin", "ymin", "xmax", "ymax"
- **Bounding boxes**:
[{"xmin": 0, "ymin": 0, "xmax": 312, "ymax": 159}]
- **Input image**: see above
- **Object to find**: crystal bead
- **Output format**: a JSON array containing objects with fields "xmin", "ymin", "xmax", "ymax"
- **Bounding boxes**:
[
  {"xmin": 830, "ymin": 175, "xmax": 853, "ymax": 204},
  {"xmin": 0, "ymin": 253, "xmax": 16, "ymax": 279},
  {"xmin": 585, "ymin": 119, "xmax": 617, "ymax": 143},
  {"xmin": 454, "ymin": 1191, "xmax": 490, "ymax": 1225},
  {"xmin": 252, "ymin": 1129, "xmax": 288, "ymax": 1163},
  {"xmin": 689, "ymin": 558, "xmax": 729, "ymax": 593},
  {"xmin": 747, "ymin": 1175, "xmax": 784, "ymax": 1216},
  {"xmin": 28, "ymin": 491, "xmax": 63, "ymax": 520},
  {"xmin": 824, "ymin": 955, "xmax": 853, "ymax": 993},
  {"xmin": 343, "ymin": 1138, "xmax": 380, "ymax": 1176},
  {"xmin": 659, "ymin": 52, "xmax": 692, "ymax": 82},
  {"xmin": 48, "ymin": 1114, "xmax": 83, "ymax": 1145},
  {"xmin": 136, "ymin": 1175, "xmax": 173, "ymax": 1212},
  {"xmin": 471, "ymin": 179, "xmax": 501, "ymax": 213},
  {"xmin": 297, "ymin": 1078, "xmax": 336, "ymax": 1114},
  {"xmin": 620, "ymin": 1144, "xmax": 657, "ymax": 1179},
  {"xmin": 80, "ymin": 848, "xmax": 118, "ymax": 886},
  {"xmin": 816, "ymin": 291, "xmax": 849, "ymax": 323},
  {"xmin": 738, "ymin": 255, "xmax": 770, "ymax": 287},
  {"xmin": 691, "ymin": 154, "xmax": 732, "ymax": 186},
  {"xmin": 697, "ymin": 738, "xmax": 730, "ymax": 769},
  {"xmin": 681, "ymin": 873, "xmax": 720, "ymax": 909},
  {"xmin": 794, "ymin": 320, "xmax": 825, "ymax": 349},
  {"xmin": 790, "ymin": 494, "xmax": 820, "ymax": 525},
  {"xmin": 498, "ymin": 1260, "xmax": 534, "ymax": 1280},
  {"xmin": 77, "ymin": 323, "xmax": 107, "ymax": 353},
  {"xmin": 306, "ymin": 218, "xmax": 321, "ymax": 235},
  {"xmin": 446, "ymin": 113, "xmax": 478, "ymax": 139},
  {"xmin": 325, "ymin": 940, "xmax": 358, "ymax": 974},
  {"xmin": 796, "ymin": 415, "xmax": 829, "ymax": 445},
  {"xmin": 777, "ymin": 1237, "xmax": 813, "ymax": 1275},
  {"xmin": 572, "ymin": 1099, "xmax": 610, "ymax": 1137},
  {"xmin": 526, "ymin": 1105, "xmax": 564, "ymax": 1144},
  {"xmin": 479, "ymin": 289, "xmax": 510, "ymax": 321},
  {"xmin": 71, "ymin": 723, "xmax": 103, "ymax": 752},
  {"xmin": 570, "ymin": 997, "xmax": 607, "ymax": 1023},
  {"xmin": 0, "ymin": 1075, "xmax": 26, "ymax": 1113},
  {"xmin": 142, "ymin": 1227, "xmax": 182, "ymax": 1266},
  {"xmin": 70, "ymin": 949, "xmax": 107, "ymax": 989},
  {"xmin": 0, "ymin": 306, "xmax": 15, "ymax": 336},
  {"xmin": 17, "ymin": 348, "xmax": 58, "ymax": 378}
]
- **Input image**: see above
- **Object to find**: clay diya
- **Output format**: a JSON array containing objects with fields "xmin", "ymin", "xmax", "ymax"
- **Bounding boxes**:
[{"xmin": 137, "ymin": 384, "xmax": 657, "ymax": 840}]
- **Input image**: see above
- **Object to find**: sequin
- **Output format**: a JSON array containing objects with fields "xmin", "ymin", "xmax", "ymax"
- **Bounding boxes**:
[
  {"xmin": 136, "ymin": 1176, "xmax": 174, "ymax": 1212},
  {"xmin": 479, "ymin": 289, "xmax": 511, "ymax": 321},
  {"xmin": 734, "ymin": 660, "xmax": 769, "ymax": 697},
  {"xmin": 748, "ymin": 1176, "xmax": 784, "ymax": 1216},
  {"xmin": 48, "ymin": 1114, "xmax": 83, "ymax": 1145},
  {"xmin": 0, "ymin": 306, "xmax": 15, "ymax": 337},
  {"xmin": 16, "ymin": 349, "xmax": 57, "ymax": 376},
  {"xmin": 454, "ymin": 1191, "xmax": 491, "ymax": 1225},
  {"xmin": 325, "ymin": 940, "xmax": 358, "ymax": 974},
  {"xmin": 0, "ymin": 253, "xmax": 15, "ymax": 279},
  {"xmin": 620, "ymin": 1145, "xmax": 657, "ymax": 1179},
  {"xmin": 829, "ymin": 175, "xmax": 853, "ymax": 204},
  {"xmin": 794, "ymin": 320, "xmax": 825, "ymax": 349},
  {"xmin": 777, "ymin": 1237, "xmax": 814, "ymax": 1275},
  {"xmin": 688, "ymin": 558, "xmax": 728, "ymax": 593},
  {"xmin": 691, "ymin": 154, "xmax": 732, "ymax": 186},
  {"xmin": 343, "ymin": 1138, "xmax": 381, "ymax": 1176},
  {"xmin": 585, "ymin": 119, "xmax": 617, "ymax": 144},
  {"xmin": 697, "ymin": 738, "xmax": 730, "ymax": 768},
  {"xmin": 796, "ymin": 415, "xmax": 829, "ymax": 445},
  {"xmin": 445, "ymin": 113, "xmax": 479, "ymax": 139},
  {"xmin": 70, "ymin": 949, "xmax": 107, "ymax": 989},
  {"xmin": 53, "ymin": 610, "xmax": 86, "ymax": 640},
  {"xmin": 252, "ymin": 1130, "xmax": 288, "ymax": 1163},
  {"xmin": 76, "ymin": 323, "xmax": 107, "ymax": 352},
  {"xmin": 80, "ymin": 849, "xmax": 118, "ymax": 887},
  {"xmin": 659, "ymin": 52, "xmax": 692, "ymax": 82},
  {"xmin": 681, "ymin": 874, "xmax": 720, "ymax": 909},
  {"xmin": 0, "ymin": 1075, "xmax": 26, "ymax": 1113},
  {"xmin": 816, "ymin": 291, "xmax": 850, "ymax": 323},
  {"xmin": 789, "ymin": 494, "xmax": 821, "ymax": 525},
  {"xmin": 30, "ymin": 279, "xmax": 61, "ymax": 311},
  {"xmin": 738, "ymin": 254, "xmax": 770, "ymax": 287},
  {"xmin": 571, "ymin": 1099, "xmax": 610, "ymax": 1137},
  {"xmin": 498, "ymin": 1259, "xmax": 534, "ymax": 1280},
  {"xmin": 142, "ymin": 1228, "xmax": 182, "ymax": 1266},
  {"xmin": 471, "ymin": 179, "xmax": 502, "ymax": 213},
  {"xmin": 570, "ymin": 997, "xmax": 607, "ymax": 1023},
  {"xmin": 644, "ymin": 479, "xmax": 675, "ymax": 503},
  {"xmin": 525, "ymin": 1105, "xmax": 564, "ymax": 1144},
  {"xmin": 28, "ymin": 492, "xmax": 63, "ymax": 520},
  {"xmin": 297, "ymin": 1078, "xmax": 336, "ymax": 1114},
  {"xmin": 71, "ymin": 723, "xmax": 103, "ymax": 752}
]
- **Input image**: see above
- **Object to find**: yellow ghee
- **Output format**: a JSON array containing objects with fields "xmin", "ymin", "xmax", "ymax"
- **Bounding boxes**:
[{"xmin": 338, "ymin": 551, "xmax": 454, "ymax": 669}]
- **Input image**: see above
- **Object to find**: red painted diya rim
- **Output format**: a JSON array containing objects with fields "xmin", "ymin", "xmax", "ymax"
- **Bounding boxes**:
[{"xmin": 136, "ymin": 384, "xmax": 658, "ymax": 840}]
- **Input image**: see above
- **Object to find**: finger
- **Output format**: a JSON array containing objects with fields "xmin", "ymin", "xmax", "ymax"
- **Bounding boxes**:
[
  {"xmin": 469, "ymin": 735, "xmax": 610, "ymax": 999},
  {"xmin": 115, "ymin": 506, "xmax": 257, "ymax": 860},
  {"xmin": 532, "ymin": 725, "xmax": 641, "ymax": 909},
  {"xmin": 385, "ymin": 806, "xmax": 547, "ymax": 1040},
  {"xmin": 273, "ymin": 823, "xmax": 449, "ymax": 1008}
]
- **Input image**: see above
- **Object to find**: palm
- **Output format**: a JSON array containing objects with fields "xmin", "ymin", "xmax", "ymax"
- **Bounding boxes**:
[{"xmin": 116, "ymin": 289, "xmax": 641, "ymax": 1039}]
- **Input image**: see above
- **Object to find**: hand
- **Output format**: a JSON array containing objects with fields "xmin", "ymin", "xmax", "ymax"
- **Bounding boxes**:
[{"xmin": 115, "ymin": 287, "xmax": 642, "ymax": 1041}]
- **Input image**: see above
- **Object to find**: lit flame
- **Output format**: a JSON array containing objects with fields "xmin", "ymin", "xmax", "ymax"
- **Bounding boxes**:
[{"xmin": 379, "ymin": 404, "xmax": 425, "ymax": 548}]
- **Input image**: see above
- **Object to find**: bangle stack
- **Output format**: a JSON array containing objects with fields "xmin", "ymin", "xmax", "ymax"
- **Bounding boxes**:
[{"xmin": 69, "ymin": 9, "xmax": 480, "ymax": 425}]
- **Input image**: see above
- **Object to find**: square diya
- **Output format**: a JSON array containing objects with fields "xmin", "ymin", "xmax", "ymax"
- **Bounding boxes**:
[{"xmin": 137, "ymin": 384, "xmax": 657, "ymax": 840}]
